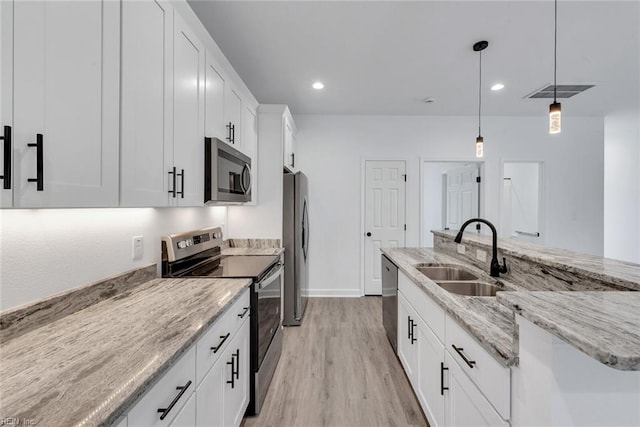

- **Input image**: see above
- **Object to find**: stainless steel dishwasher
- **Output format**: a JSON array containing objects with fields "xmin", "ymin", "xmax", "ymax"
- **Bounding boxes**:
[{"xmin": 381, "ymin": 254, "xmax": 398, "ymax": 352}]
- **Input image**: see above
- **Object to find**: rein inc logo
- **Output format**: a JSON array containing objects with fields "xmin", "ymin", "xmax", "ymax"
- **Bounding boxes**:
[{"xmin": 0, "ymin": 419, "xmax": 36, "ymax": 425}]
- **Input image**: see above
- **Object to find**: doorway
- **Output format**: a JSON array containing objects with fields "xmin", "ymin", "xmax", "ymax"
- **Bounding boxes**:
[
  {"xmin": 501, "ymin": 161, "xmax": 544, "ymax": 244},
  {"xmin": 421, "ymin": 161, "xmax": 482, "ymax": 247},
  {"xmin": 362, "ymin": 160, "xmax": 406, "ymax": 295}
]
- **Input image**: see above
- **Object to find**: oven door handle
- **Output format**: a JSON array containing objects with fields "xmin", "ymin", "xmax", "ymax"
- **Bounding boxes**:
[{"xmin": 256, "ymin": 263, "xmax": 283, "ymax": 291}]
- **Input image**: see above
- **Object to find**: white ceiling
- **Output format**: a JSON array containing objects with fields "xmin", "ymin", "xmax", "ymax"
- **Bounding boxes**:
[{"xmin": 188, "ymin": 1, "xmax": 640, "ymax": 116}]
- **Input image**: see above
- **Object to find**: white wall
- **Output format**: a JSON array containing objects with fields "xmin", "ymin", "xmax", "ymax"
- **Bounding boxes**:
[
  {"xmin": 604, "ymin": 109, "xmax": 640, "ymax": 263},
  {"xmin": 0, "ymin": 207, "xmax": 227, "ymax": 310},
  {"xmin": 295, "ymin": 114, "xmax": 605, "ymax": 296}
]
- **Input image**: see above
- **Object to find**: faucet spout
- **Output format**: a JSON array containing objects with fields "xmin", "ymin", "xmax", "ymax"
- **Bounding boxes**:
[{"xmin": 454, "ymin": 218, "xmax": 507, "ymax": 277}]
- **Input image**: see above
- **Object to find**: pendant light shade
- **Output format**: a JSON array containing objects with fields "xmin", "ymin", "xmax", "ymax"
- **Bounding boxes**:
[
  {"xmin": 549, "ymin": 0, "xmax": 561, "ymax": 133},
  {"xmin": 473, "ymin": 40, "xmax": 488, "ymax": 158}
]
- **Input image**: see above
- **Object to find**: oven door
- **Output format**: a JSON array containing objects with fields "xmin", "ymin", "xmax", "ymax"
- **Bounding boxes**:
[{"xmin": 255, "ymin": 261, "xmax": 283, "ymax": 368}]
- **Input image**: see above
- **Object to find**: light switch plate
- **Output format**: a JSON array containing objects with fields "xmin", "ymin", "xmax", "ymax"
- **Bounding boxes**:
[
  {"xmin": 457, "ymin": 244, "xmax": 466, "ymax": 255},
  {"xmin": 132, "ymin": 236, "xmax": 144, "ymax": 260},
  {"xmin": 476, "ymin": 249, "xmax": 487, "ymax": 262}
]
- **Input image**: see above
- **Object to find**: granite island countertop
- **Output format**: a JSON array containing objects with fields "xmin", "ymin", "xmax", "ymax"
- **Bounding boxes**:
[
  {"xmin": 497, "ymin": 291, "xmax": 640, "ymax": 371},
  {"xmin": 381, "ymin": 247, "xmax": 518, "ymax": 367},
  {"xmin": 0, "ymin": 277, "xmax": 251, "ymax": 426}
]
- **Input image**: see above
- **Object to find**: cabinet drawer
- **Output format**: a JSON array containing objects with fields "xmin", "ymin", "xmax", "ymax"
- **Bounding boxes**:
[
  {"xmin": 398, "ymin": 271, "xmax": 445, "ymax": 343},
  {"xmin": 195, "ymin": 288, "xmax": 250, "ymax": 385},
  {"xmin": 127, "ymin": 346, "xmax": 196, "ymax": 427},
  {"xmin": 445, "ymin": 315, "xmax": 510, "ymax": 420}
]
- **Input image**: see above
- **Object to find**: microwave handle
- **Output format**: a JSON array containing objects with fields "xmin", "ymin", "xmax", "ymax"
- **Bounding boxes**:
[{"xmin": 241, "ymin": 163, "xmax": 251, "ymax": 195}]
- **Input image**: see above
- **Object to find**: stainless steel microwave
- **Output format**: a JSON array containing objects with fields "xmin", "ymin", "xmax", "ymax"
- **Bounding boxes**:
[{"xmin": 204, "ymin": 137, "xmax": 252, "ymax": 204}]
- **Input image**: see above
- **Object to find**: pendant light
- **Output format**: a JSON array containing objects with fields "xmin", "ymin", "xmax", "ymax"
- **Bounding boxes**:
[
  {"xmin": 549, "ymin": 0, "xmax": 561, "ymax": 134},
  {"xmin": 473, "ymin": 40, "xmax": 488, "ymax": 158}
]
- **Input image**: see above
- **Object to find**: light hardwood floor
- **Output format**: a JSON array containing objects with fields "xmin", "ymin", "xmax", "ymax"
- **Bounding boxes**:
[{"xmin": 242, "ymin": 297, "xmax": 428, "ymax": 427}]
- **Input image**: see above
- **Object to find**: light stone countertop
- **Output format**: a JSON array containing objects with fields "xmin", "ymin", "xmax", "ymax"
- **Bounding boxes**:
[
  {"xmin": 432, "ymin": 230, "xmax": 640, "ymax": 291},
  {"xmin": 381, "ymin": 247, "xmax": 518, "ymax": 367},
  {"xmin": 0, "ymin": 277, "xmax": 251, "ymax": 426},
  {"xmin": 497, "ymin": 291, "xmax": 640, "ymax": 371}
]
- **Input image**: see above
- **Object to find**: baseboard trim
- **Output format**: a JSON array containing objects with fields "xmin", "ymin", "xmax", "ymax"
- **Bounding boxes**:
[{"xmin": 306, "ymin": 289, "xmax": 362, "ymax": 298}]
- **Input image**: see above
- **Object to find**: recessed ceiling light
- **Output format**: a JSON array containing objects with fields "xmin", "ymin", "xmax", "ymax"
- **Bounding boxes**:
[
  {"xmin": 312, "ymin": 81, "xmax": 324, "ymax": 90},
  {"xmin": 491, "ymin": 83, "xmax": 505, "ymax": 91},
  {"xmin": 423, "ymin": 97, "xmax": 436, "ymax": 104}
]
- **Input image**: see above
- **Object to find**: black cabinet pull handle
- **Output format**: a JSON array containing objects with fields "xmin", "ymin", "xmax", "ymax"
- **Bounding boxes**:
[
  {"xmin": 157, "ymin": 380, "xmax": 192, "ymax": 420},
  {"xmin": 238, "ymin": 307, "xmax": 250, "ymax": 319},
  {"xmin": 168, "ymin": 167, "xmax": 177, "ymax": 197},
  {"xmin": 231, "ymin": 124, "xmax": 235, "ymax": 144},
  {"xmin": 291, "ymin": 152, "xmax": 295, "ymax": 168},
  {"xmin": 226, "ymin": 122, "xmax": 233, "ymax": 143},
  {"xmin": 0, "ymin": 125, "xmax": 11, "ymax": 189},
  {"xmin": 410, "ymin": 320, "xmax": 417, "ymax": 344},
  {"xmin": 440, "ymin": 362, "xmax": 449, "ymax": 395},
  {"xmin": 407, "ymin": 316, "xmax": 411, "ymax": 340},
  {"xmin": 234, "ymin": 349, "xmax": 240, "ymax": 380},
  {"xmin": 176, "ymin": 168, "xmax": 184, "ymax": 198},
  {"xmin": 226, "ymin": 352, "xmax": 236, "ymax": 389},
  {"xmin": 27, "ymin": 134, "xmax": 44, "ymax": 191},
  {"xmin": 452, "ymin": 345, "xmax": 476, "ymax": 368},
  {"xmin": 210, "ymin": 333, "xmax": 230, "ymax": 353}
]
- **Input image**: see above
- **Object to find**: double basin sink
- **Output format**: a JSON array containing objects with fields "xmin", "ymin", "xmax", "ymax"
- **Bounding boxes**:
[{"xmin": 414, "ymin": 264, "xmax": 500, "ymax": 297}]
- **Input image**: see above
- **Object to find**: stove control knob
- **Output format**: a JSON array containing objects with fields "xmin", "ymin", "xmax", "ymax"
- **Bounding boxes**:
[{"xmin": 177, "ymin": 240, "xmax": 187, "ymax": 249}]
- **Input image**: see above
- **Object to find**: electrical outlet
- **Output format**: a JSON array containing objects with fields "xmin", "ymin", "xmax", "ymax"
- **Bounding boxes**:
[
  {"xmin": 132, "ymin": 236, "xmax": 144, "ymax": 260},
  {"xmin": 457, "ymin": 244, "xmax": 466, "ymax": 255},
  {"xmin": 476, "ymin": 249, "xmax": 487, "ymax": 262}
]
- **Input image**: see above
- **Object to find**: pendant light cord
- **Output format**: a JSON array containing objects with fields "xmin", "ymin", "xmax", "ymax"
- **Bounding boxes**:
[
  {"xmin": 553, "ymin": 0, "xmax": 558, "ymax": 103},
  {"xmin": 478, "ymin": 50, "xmax": 482, "ymax": 137}
]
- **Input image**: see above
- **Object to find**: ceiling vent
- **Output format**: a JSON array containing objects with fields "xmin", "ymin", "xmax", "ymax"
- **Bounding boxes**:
[{"xmin": 525, "ymin": 84, "xmax": 595, "ymax": 99}]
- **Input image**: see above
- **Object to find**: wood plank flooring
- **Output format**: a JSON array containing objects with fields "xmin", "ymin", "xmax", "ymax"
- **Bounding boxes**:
[{"xmin": 242, "ymin": 297, "xmax": 428, "ymax": 427}]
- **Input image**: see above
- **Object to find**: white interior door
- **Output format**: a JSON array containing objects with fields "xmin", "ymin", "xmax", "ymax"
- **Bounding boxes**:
[
  {"xmin": 445, "ymin": 164, "xmax": 479, "ymax": 230},
  {"xmin": 364, "ymin": 160, "xmax": 406, "ymax": 295},
  {"xmin": 502, "ymin": 162, "xmax": 542, "ymax": 243}
]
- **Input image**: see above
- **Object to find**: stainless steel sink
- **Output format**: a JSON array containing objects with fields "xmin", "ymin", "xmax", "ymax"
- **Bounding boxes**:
[
  {"xmin": 436, "ymin": 281, "xmax": 499, "ymax": 297},
  {"xmin": 415, "ymin": 265, "xmax": 478, "ymax": 281}
]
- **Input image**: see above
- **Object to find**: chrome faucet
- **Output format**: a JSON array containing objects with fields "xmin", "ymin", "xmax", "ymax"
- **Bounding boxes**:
[{"xmin": 454, "ymin": 218, "xmax": 508, "ymax": 277}]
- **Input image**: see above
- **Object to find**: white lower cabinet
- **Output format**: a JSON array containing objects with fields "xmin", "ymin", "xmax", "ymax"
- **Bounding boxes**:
[
  {"xmin": 445, "ymin": 352, "xmax": 508, "ymax": 427},
  {"xmin": 125, "ymin": 289, "xmax": 250, "ymax": 427},
  {"xmin": 397, "ymin": 270, "xmax": 510, "ymax": 427}
]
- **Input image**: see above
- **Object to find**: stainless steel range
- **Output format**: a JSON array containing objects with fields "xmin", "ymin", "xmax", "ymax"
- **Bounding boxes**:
[{"xmin": 161, "ymin": 226, "xmax": 282, "ymax": 415}]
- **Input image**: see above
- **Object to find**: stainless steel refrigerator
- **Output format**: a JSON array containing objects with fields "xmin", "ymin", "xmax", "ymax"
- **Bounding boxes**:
[{"xmin": 283, "ymin": 171, "xmax": 309, "ymax": 326}]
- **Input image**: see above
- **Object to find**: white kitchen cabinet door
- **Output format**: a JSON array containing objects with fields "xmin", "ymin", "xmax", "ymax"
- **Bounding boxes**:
[
  {"xmin": 416, "ymin": 315, "xmax": 446, "ymax": 427},
  {"xmin": 242, "ymin": 106, "xmax": 257, "ymax": 205},
  {"xmin": 168, "ymin": 393, "xmax": 196, "ymax": 427},
  {"xmin": 398, "ymin": 292, "xmax": 418, "ymax": 385},
  {"xmin": 196, "ymin": 352, "xmax": 226, "ymax": 426},
  {"xmin": 224, "ymin": 86, "xmax": 242, "ymax": 150},
  {"xmin": 172, "ymin": 12, "xmax": 205, "ymax": 207},
  {"xmin": 222, "ymin": 319, "xmax": 250, "ymax": 427},
  {"xmin": 0, "ymin": 0, "xmax": 13, "ymax": 207},
  {"xmin": 445, "ymin": 351, "xmax": 509, "ymax": 427},
  {"xmin": 120, "ymin": 0, "xmax": 173, "ymax": 207},
  {"xmin": 12, "ymin": 0, "xmax": 119, "ymax": 208},
  {"xmin": 205, "ymin": 55, "xmax": 226, "ymax": 142}
]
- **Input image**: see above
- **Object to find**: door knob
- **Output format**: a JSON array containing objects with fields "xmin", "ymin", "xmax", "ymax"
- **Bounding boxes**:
[{"xmin": 366, "ymin": 232, "xmax": 372, "ymax": 237}]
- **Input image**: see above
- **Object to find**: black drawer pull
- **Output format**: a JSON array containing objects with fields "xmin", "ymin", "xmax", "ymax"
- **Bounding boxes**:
[
  {"xmin": 452, "ymin": 344, "xmax": 476, "ymax": 368},
  {"xmin": 157, "ymin": 380, "xmax": 192, "ymax": 420},
  {"xmin": 0, "ymin": 125, "xmax": 11, "ymax": 189},
  {"xmin": 210, "ymin": 333, "xmax": 230, "ymax": 353},
  {"xmin": 27, "ymin": 133, "xmax": 43, "ymax": 191},
  {"xmin": 226, "ymin": 351, "xmax": 237, "ymax": 389},
  {"xmin": 410, "ymin": 320, "xmax": 417, "ymax": 344},
  {"xmin": 440, "ymin": 362, "xmax": 449, "ymax": 395},
  {"xmin": 407, "ymin": 316, "xmax": 412, "ymax": 340},
  {"xmin": 168, "ymin": 167, "xmax": 177, "ymax": 197},
  {"xmin": 233, "ymin": 349, "xmax": 240, "ymax": 380},
  {"xmin": 238, "ymin": 307, "xmax": 250, "ymax": 319},
  {"xmin": 176, "ymin": 168, "xmax": 184, "ymax": 198}
]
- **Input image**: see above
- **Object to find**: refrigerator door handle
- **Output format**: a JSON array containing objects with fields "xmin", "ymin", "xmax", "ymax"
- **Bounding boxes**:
[{"xmin": 302, "ymin": 198, "xmax": 309, "ymax": 260}]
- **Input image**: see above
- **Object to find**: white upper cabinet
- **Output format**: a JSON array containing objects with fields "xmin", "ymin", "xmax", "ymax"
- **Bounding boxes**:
[
  {"xmin": 224, "ymin": 85, "xmax": 243, "ymax": 150},
  {"xmin": 11, "ymin": 0, "xmax": 120, "ymax": 208},
  {"xmin": 120, "ymin": 0, "xmax": 173, "ymax": 207},
  {"xmin": 242, "ymin": 106, "xmax": 258, "ymax": 205},
  {"xmin": 172, "ymin": 12, "xmax": 205, "ymax": 207},
  {"xmin": 0, "ymin": 1, "xmax": 13, "ymax": 207},
  {"xmin": 283, "ymin": 117, "xmax": 296, "ymax": 172},
  {"xmin": 204, "ymin": 55, "xmax": 227, "ymax": 142}
]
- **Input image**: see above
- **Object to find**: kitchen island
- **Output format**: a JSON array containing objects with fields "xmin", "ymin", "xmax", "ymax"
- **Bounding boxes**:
[{"xmin": 382, "ymin": 234, "xmax": 640, "ymax": 427}]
